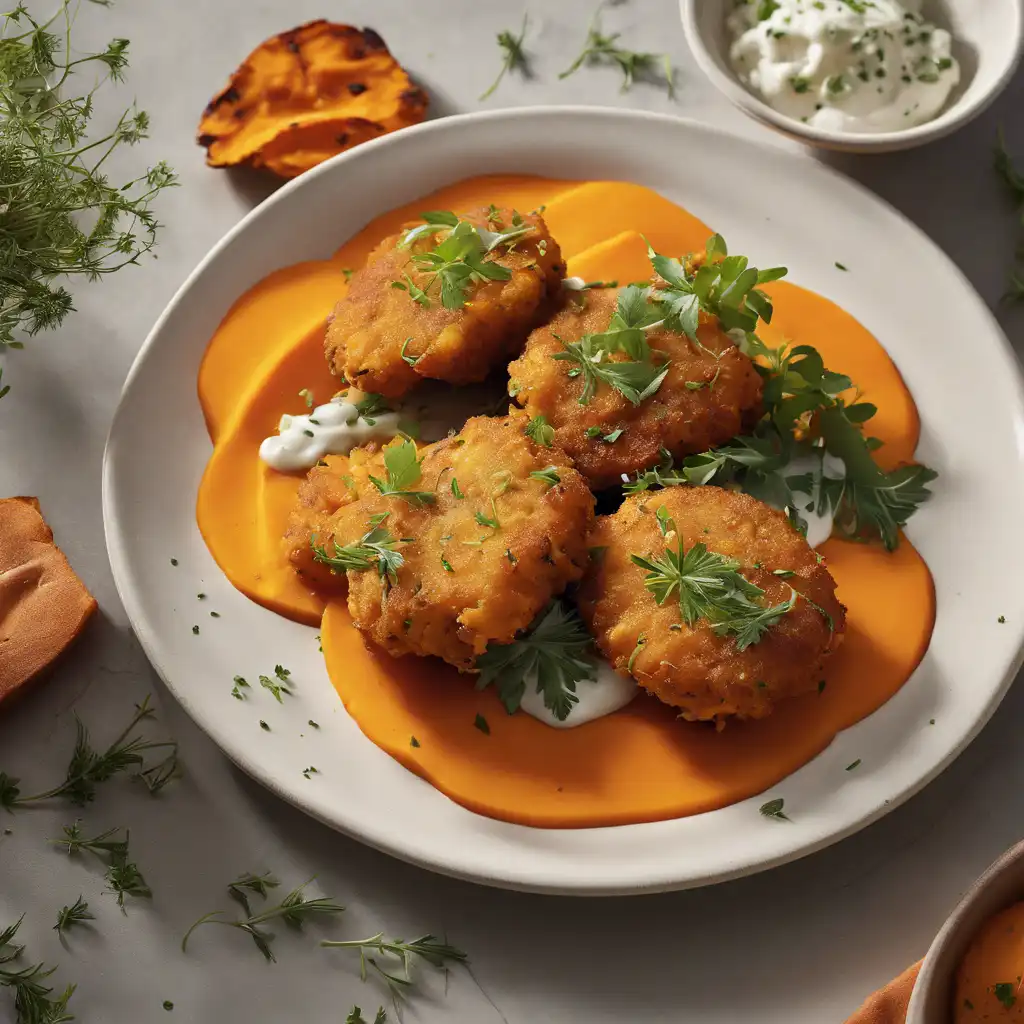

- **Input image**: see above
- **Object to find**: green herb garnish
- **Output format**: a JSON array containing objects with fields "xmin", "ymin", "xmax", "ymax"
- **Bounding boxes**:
[
  {"xmin": 630, "ymin": 509, "xmax": 799, "ymax": 650},
  {"xmin": 525, "ymin": 414, "xmax": 555, "ymax": 447},
  {"xmin": 312, "ymin": 526, "xmax": 407, "ymax": 586},
  {"xmin": 347, "ymin": 1008, "xmax": 388, "ymax": 1024},
  {"xmin": 480, "ymin": 14, "xmax": 529, "ymax": 100},
  {"xmin": 560, "ymin": 9, "xmax": 674, "ymax": 98},
  {"xmin": 369, "ymin": 439, "xmax": 436, "ymax": 507},
  {"xmin": 760, "ymin": 798, "xmax": 790, "ymax": 821},
  {"xmin": 0, "ymin": 2, "xmax": 176, "ymax": 398},
  {"xmin": 530, "ymin": 466, "xmax": 561, "ymax": 488},
  {"xmin": 183, "ymin": 876, "xmax": 343, "ymax": 962},
  {"xmin": 994, "ymin": 982, "xmax": 1018, "ymax": 1009},
  {"xmin": 473, "ymin": 713, "xmax": 490, "ymax": 735},
  {"xmin": 54, "ymin": 897, "xmax": 93, "ymax": 938},
  {"xmin": 322, "ymin": 933, "xmax": 467, "ymax": 1003},
  {"xmin": 0, "ymin": 916, "xmax": 76, "ymax": 1022},
  {"xmin": 475, "ymin": 601, "xmax": 597, "ymax": 721}
]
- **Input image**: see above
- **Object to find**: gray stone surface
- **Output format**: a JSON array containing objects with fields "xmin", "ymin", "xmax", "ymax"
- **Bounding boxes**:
[{"xmin": 0, "ymin": 1, "xmax": 1022, "ymax": 1020}]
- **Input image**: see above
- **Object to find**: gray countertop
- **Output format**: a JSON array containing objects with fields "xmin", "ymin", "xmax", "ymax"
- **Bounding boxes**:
[{"xmin": 1, "ymin": 1, "xmax": 1023, "ymax": 1021}]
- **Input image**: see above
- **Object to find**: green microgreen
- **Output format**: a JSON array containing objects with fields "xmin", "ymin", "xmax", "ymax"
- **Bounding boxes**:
[
  {"xmin": 475, "ymin": 601, "xmax": 597, "ymax": 721},
  {"xmin": 529, "ymin": 466, "xmax": 561, "ymax": 488}
]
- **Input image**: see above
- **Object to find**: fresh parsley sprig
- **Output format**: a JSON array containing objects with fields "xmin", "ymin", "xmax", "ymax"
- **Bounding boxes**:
[
  {"xmin": 480, "ymin": 15, "xmax": 529, "ymax": 100},
  {"xmin": 551, "ymin": 285, "xmax": 672, "ymax": 406},
  {"xmin": 0, "ymin": 1, "xmax": 176, "ymax": 397},
  {"xmin": 560, "ymin": 7, "xmax": 675, "ymax": 98},
  {"xmin": 475, "ymin": 601, "xmax": 598, "ymax": 720},
  {"xmin": 0, "ymin": 697, "xmax": 178, "ymax": 811},
  {"xmin": 322, "ymin": 933, "xmax": 467, "ymax": 1003},
  {"xmin": 648, "ymin": 235, "xmax": 786, "ymax": 340},
  {"xmin": 0, "ymin": 917, "xmax": 76, "ymax": 1024},
  {"xmin": 369, "ymin": 439, "xmax": 436, "ymax": 507},
  {"xmin": 630, "ymin": 508, "xmax": 798, "ymax": 651},
  {"xmin": 394, "ymin": 212, "xmax": 530, "ymax": 310},
  {"xmin": 182, "ymin": 876, "xmax": 344, "ymax": 963}
]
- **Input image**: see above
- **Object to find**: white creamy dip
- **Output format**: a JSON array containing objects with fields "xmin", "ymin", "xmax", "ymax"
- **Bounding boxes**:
[
  {"xmin": 519, "ymin": 659, "xmax": 638, "ymax": 729},
  {"xmin": 259, "ymin": 394, "xmax": 401, "ymax": 472},
  {"xmin": 728, "ymin": 0, "xmax": 960, "ymax": 134}
]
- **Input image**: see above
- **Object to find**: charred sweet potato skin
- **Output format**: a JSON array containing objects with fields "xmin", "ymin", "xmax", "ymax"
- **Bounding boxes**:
[{"xmin": 197, "ymin": 21, "xmax": 428, "ymax": 178}]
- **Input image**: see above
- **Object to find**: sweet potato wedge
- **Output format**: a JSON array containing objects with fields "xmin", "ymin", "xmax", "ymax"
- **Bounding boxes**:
[
  {"xmin": 0, "ymin": 497, "xmax": 96, "ymax": 705},
  {"xmin": 197, "ymin": 20, "xmax": 428, "ymax": 178}
]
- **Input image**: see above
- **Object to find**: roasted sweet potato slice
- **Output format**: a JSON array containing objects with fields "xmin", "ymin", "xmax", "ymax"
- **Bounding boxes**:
[
  {"xmin": 0, "ymin": 497, "xmax": 96, "ymax": 705},
  {"xmin": 197, "ymin": 20, "xmax": 428, "ymax": 178}
]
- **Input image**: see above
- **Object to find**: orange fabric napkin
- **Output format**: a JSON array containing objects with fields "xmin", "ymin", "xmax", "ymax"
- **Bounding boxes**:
[{"xmin": 844, "ymin": 962, "xmax": 921, "ymax": 1024}]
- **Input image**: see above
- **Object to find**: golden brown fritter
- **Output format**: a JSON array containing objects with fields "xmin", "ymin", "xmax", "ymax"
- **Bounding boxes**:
[
  {"xmin": 325, "ymin": 207, "xmax": 564, "ymax": 399},
  {"xmin": 283, "ymin": 447, "xmax": 384, "ymax": 590},
  {"xmin": 311, "ymin": 415, "xmax": 594, "ymax": 669},
  {"xmin": 508, "ymin": 287, "xmax": 763, "ymax": 490},
  {"xmin": 578, "ymin": 486, "xmax": 845, "ymax": 725}
]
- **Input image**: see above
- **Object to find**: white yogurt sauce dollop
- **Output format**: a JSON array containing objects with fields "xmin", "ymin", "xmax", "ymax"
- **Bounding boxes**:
[
  {"xmin": 519, "ymin": 659, "xmax": 638, "ymax": 729},
  {"xmin": 259, "ymin": 395, "xmax": 401, "ymax": 472},
  {"xmin": 727, "ymin": 0, "xmax": 960, "ymax": 134}
]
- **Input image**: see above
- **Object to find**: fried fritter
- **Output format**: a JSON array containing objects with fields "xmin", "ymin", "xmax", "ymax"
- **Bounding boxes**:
[
  {"xmin": 283, "ymin": 447, "xmax": 383, "ymax": 590},
  {"xmin": 312, "ymin": 415, "xmax": 594, "ymax": 669},
  {"xmin": 508, "ymin": 287, "xmax": 763, "ymax": 490},
  {"xmin": 325, "ymin": 207, "xmax": 564, "ymax": 399},
  {"xmin": 578, "ymin": 486, "xmax": 845, "ymax": 725}
]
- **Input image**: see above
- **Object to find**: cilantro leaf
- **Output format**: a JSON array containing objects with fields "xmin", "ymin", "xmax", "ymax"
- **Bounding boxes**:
[
  {"xmin": 524, "ymin": 415, "xmax": 555, "ymax": 447},
  {"xmin": 368, "ymin": 439, "xmax": 436, "ymax": 507},
  {"xmin": 530, "ymin": 466, "xmax": 561, "ymax": 488},
  {"xmin": 475, "ymin": 601, "xmax": 597, "ymax": 721}
]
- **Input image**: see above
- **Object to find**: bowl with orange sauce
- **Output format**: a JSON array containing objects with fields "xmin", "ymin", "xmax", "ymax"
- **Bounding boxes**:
[{"xmin": 908, "ymin": 841, "xmax": 1024, "ymax": 1022}]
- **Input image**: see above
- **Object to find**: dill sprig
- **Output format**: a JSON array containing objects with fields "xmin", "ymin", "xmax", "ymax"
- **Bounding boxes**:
[
  {"xmin": 322, "ymin": 932, "xmax": 467, "ymax": 1003},
  {"xmin": 182, "ymin": 877, "xmax": 344, "ymax": 962},
  {"xmin": 0, "ymin": 1, "xmax": 175, "ymax": 396},
  {"xmin": 53, "ymin": 897, "xmax": 92, "ymax": 938},
  {"xmin": 560, "ymin": 7, "xmax": 675, "ymax": 98},
  {"xmin": 480, "ymin": 15, "xmax": 529, "ymax": 100},
  {"xmin": 0, "ymin": 916, "xmax": 76, "ymax": 1023},
  {"xmin": 0, "ymin": 696, "xmax": 179, "ymax": 811},
  {"xmin": 50, "ymin": 824, "xmax": 151, "ymax": 914}
]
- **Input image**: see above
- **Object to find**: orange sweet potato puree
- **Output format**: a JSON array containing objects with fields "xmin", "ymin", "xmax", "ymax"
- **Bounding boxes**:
[
  {"xmin": 197, "ymin": 174, "xmax": 936, "ymax": 828},
  {"xmin": 955, "ymin": 902, "xmax": 1024, "ymax": 1021}
]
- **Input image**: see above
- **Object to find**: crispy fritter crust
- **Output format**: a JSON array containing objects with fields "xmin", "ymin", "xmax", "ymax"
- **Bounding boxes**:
[
  {"xmin": 508, "ymin": 288, "xmax": 763, "ymax": 490},
  {"xmin": 283, "ymin": 448, "xmax": 383, "ymax": 590},
  {"xmin": 312, "ymin": 415, "xmax": 594, "ymax": 669},
  {"xmin": 325, "ymin": 208, "xmax": 564, "ymax": 399},
  {"xmin": 578, "ymin": 486, "xmax": 845, "ymax": 725}
]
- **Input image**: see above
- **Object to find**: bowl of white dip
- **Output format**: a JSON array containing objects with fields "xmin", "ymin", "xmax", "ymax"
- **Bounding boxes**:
[{"xmin": 681, "ymin": 0, "xmax": 1024, "ymax": 152}]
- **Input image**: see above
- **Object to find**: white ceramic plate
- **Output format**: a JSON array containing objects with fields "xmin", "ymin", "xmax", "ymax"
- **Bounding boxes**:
[{"xmin": 104, "ymin": 108, "xmax": 1024, "ymax": 895}]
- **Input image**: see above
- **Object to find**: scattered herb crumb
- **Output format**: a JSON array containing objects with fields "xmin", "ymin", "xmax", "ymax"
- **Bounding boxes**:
[
  {"xmin": 999, "ymin": 615, "xmax": 1007, "ymax": 623},
  {"xmin": 994, "ymin": 982, "xmax": 1017, "ymax": 1010},
  {"xmin": 308, "ymin": 719, "xmax": 320, "ymax": 729},
  {"xmin": 163, "ymin": 1000, "xmax": 174, "ymax": 1011},
  {"xmin": 474, "ymin": 714, "xmax": 490, "ymax": 735},
  {"xmin": 210, "ymin": 611, "xmax": 220, "ymax": 618},
  {"xmin": 191, "ymin": 625, "xmax": 199, "ymax": 635},
  {"xmin": 929, "ymin": 718, "xmax": 936, "ymax": 725},
  {"xmin": 410, "ymin": 736, "xmax": 420, "ymax": 748},
  {"xmin": 835, "ymin": 261, "xmax": 848, "ymax": 271},
  {"xmin": 197, "ymin": 593, "xmax": 206, "ymax": 600},
  {"xmin": 846, "ymin": 759, "xmax": 862, "ymax": 771},
  {"xmin": 259, "ymin": 720, "xmax": 270, "ymax": 732},
  {"xmin": 302, "ymin": 766, "xmax": 318, "ymax": 779},
  {"xmin": 759, "ymin": 798, "xmax": 789, "ymax": 821},
  {"xmin": 170, "ymin": 558, "xmax": 178, "ymax": 566}
]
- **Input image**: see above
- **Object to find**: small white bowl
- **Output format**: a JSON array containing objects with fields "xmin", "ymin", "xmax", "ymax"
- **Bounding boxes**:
[
  {"xmin": 907, "ymin": 840, "xmax": 1024, "ymax": 1022},
  {"xmin": 681, "ymin": 0, "xmax": 1024, "ymax": 153}
]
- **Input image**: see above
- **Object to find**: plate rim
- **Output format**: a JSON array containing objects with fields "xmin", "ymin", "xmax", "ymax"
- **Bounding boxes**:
[{"xmin": 103, "ymin": 105, "xmax": 1024, "ymax": 894}]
